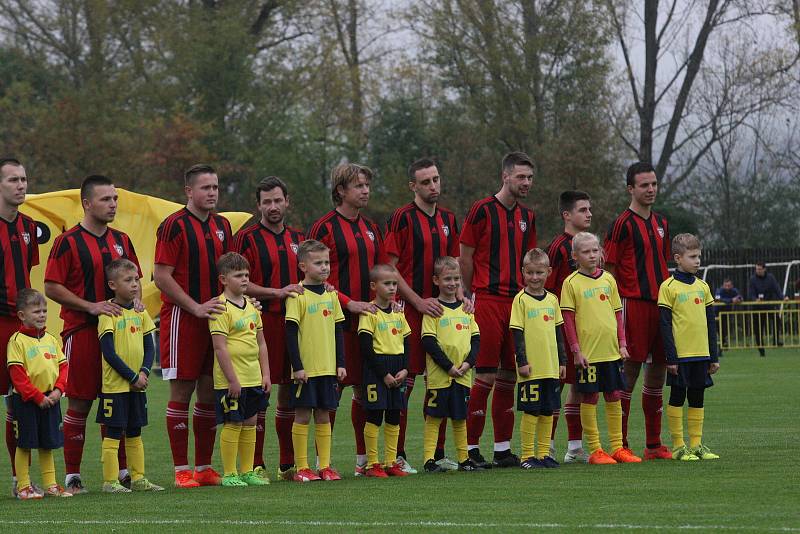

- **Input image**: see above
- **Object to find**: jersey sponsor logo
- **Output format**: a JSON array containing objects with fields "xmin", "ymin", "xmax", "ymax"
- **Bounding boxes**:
[
  {"xmin": 233, "ymin": 313, "xmax": 259, "ymax": 330},
  {"xmin": 290, "ymin": 242, "xmax": 299, "ymax": 254},
  {"xmin": 308, "ymin": 301, "xmax": 335, "ymax": 316},
  {"xmin": 25, "ymin": 344, "xmax": 58, "ymax": 359},
  {"xmin": 676, "ymin": 290, "xmax": 706, "ymax": 304},
  {"xmin": 21, "ymin": 231, "xmax": 30, "ymax": 244},
  {"xmin": 582, "ymin": 285, "xmax": 611, "ymax": 300},
  {"xmin": 365, "ymin": 230, "xmax": 375, "ymax": 242},
  {"xmin": 519, "ymin": 220, "xmax": 527, "ymax": 232},
  {"xmin": 441, "ymin": 224, "xmax": 450, "ymax": 237},
  {"xmin": 438, "ymin": 316, "xmax": 471, "ymax": 330},
  {"xmin": 113, "ymin": 244, "xmax": 124, "ymax": 256},
  {"xmin": 526, "ymin": 306, "xmax": 556, "ymax": 320},
  {"xmin": 377, "ymin": 318, "xmax": 403, "ymax": 333},
  {"xmin": 216, "ymin": 230, "xmax": 225, "ymax": 242}
]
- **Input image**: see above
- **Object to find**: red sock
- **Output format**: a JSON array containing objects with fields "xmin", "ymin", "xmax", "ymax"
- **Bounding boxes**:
[
  {"xmin": 275, "ymin": 406, "xmax": 295, "ymax": 466},
  {"xmin": 5, "ymin": 412, "xmax": 16, "ymax": 476},
  {"xmin": 398, "ymin": 376, "xmax": 415, "ymax": 455},
  {"xmin": 550, "ymin": 408, "xmax": 561, "ymax": 439},
  {"xmin": 352, "ymin": 396, "xmax": 366, "ymax": 456},
  {"xmin": 100, "ymin": 425, "xmax": 127, "ymax": 471},
  {"xmin": 254, "ymin": 410, "xmax": 266, "ymax": 467},
  {"xmin": 166, "ymin": 401, "xmax": 189, "ymax": 468},
  {"xmin": 620, "ymin": 390, "xmax": 632, "ymax": 448},
  {"xmin": 193, "ymin": 402, "xmax": 217, "ymax": 468},
  {"xmin": 642, "ymin": 386, "xmax": 664, "ymax": 448},
  {"xmin": 492, "ymin": 377, "xmax": 516, "ymax": 444},
  {"xmin": 466, "ymin": 379, "xmax": 492, "ymax": 446},
  {"xmin": 62, "ymin": 409, "xmax": 87, "ymax": 475},
  {"xmin": 436, "ymin": 417, "xmax": 447, "ymax": 450},
  {"xmin": 564, "ymin": 403, "xmax": 583, "ymax": 441}
]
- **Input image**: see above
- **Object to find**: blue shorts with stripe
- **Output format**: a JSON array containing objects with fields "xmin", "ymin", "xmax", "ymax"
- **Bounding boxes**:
[
  {"xmin": 289, "ymin": 376, "xmax": 339, "ymax": 411},
  {"xmin": 12, "ymin": 393, "xmax": 63, "ymax": 450},
  {"xmin": 575, "ymin": 360, "xmax": 627, "ymax": 394},
  {"xmin": 424, "ymin": 382, "xmax": 470, "ymax": 420},
  {"xmin": 517, "ymin": 378, "xmax": 561, "ymax": 415},
  {"xmin": 667, "ymin": 360, "xmax": 714, "ymax": 389},
  {"xmin": 215, "ymin": 386, "xmax": 269, "ymax": 424},
  {"xmin": 96, "ymin": 392, "xmax": 148, "ymax": 429}
]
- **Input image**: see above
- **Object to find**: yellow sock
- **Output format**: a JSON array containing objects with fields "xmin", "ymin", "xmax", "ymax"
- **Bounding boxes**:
[
  {"xmin": 39, "ymin": 449, "xmax": 56, "ymax": 488},
  {"xmin": 580, "ymin": 403, "xmax": 600, "ymax": 453},
  {"xmin": 125, "ymin": 436, "xmax": 145, "ymax": 481},
  {"xmin": 364, "ymin": 422, "xmax": 380, "ymax": 466},
  {"xmin": 239, "ymin": 425, "xmax": 256, "ymax": 473},
  {"xmin": 423, "ymin": 416, "xmax": 442, "ymax": 462},
  {"xmin": 102, "ymin": 437, "xmax": 121, "ymax": 483},
  {"xmin": 15, "ymin": 448, "xmax": 31, "ymax": 489},
  {"xmin": 383, "ymin": 424, "xmax": 399, "ymax": 467},
  {"xmin": 667, "ymin": 405, "xmax": 685, "ymax": 449},
  {"xmin": 520, "ymin": 413, "xmax": 537, "ymax": 459},
  {"xmin": 687, "ymin": 407, "xmax": 704, "ymax": 449},
  {"xmin": 605, "ymin": 400, "xmax": 623, "ymax": 453},
  {"xmin": 220, "ymin": 423, "xmax": 242, "ymax": 476},
  {"xmin": 292, "ymin": 422, "xmax": 310, "ymax": 470},
  {"xmin": 536, "ymin": 415, "xmax": 553, "ymax": 459},
  {"xmin": 451, "ymin": 419, "xmax": 468, "ymax": 463},
  {"xmin": 315, "ymin": 423, "xmax": 332, "ymax": 469}
]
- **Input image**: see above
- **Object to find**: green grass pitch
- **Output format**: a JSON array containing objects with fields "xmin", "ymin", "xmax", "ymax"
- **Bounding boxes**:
[{"xmin": 1, "ymin": 349, "xmax": 798, "ymax": 532}]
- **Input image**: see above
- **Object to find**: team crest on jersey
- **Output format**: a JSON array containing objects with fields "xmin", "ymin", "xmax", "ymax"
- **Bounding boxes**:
[
  {"xmin": 290, "ymin": 242, "xmax": 299, "ymax": 254},
  {"xmin": 113, "ymin": 244, "xmax": 124, "ymax": 256},
  {"xmin": 21, "ymin": 232, "xmax": 30, "ymax": 245},
  {"xmin": 216, "ymin": 230, "xmax": 225, "ymax": 242},
  {"xmin": 519, "ymin": 220, "xmax": 527, "ymax": 232},
  {"xmin": 657, "ymin": 226, "xmax": 665, "ymax": 238},
  {"xmin": 441, "ymin": 225, "xmax": 450, "ymax": 237},
  {"xmin": 365, "ymin": 230, "xmax": 375, "ymax": 242}
]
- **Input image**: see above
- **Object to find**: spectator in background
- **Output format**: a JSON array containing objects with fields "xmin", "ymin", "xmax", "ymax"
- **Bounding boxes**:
[
  {"xmin": 714, "ymin": 278, "xmax": 743, "ymax": 353},
  {"xmin": 747, "ymin": 262, "xmax": 787, "ymax": 357}
]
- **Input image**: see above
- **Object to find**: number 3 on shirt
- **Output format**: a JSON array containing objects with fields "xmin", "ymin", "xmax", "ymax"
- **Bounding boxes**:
[
  {"xmin": 578, "ymin": 365, "xmax": 597, "ymax": 384},
  {"xmin": 366, "ymin": 384, "xmax": 378, "ymax": 403},
  {"xmin": 520, "ymin": 383, "xmax": 540, "ymax": 402}
]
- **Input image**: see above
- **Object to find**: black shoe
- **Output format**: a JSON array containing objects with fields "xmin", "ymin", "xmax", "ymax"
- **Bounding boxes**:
[
  {"xmin": 492, "ymin": 451, "xmax": 520, "ymax": 468},
  {"xmin": 119, "ymin": 473, "xmax": 132, "ymax": 489},
  {"xmin": 520, "ymin": 457, "xmax": 544, "ymax": 469},
  {"xmin": 468, "ymin": 449, "xmax": 492, "ymax": 469},
  {"xmin": 540, "ymin": 456, "xmax": 560, "ymax": 468},
  {"xmin": 759, "ymin": 348, "xmax": 766, "ymax": 357},
  {"xmin": 458, "ymin": 458, "xmax": 484, "ymax": 471},
  {"xmin": 423, "ymin": 459, "xmax": 446, "ymax": 473},
  {"xmin": 433, "ymin": 448, "xmax": 445, "ymax": 461}
]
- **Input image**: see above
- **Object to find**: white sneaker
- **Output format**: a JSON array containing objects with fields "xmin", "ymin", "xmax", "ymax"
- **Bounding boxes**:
[
  {"xmin": 564, "ymin": 448, "xmax": 589, "ymax": 464},
  {"xmin": 435, "ymin": 457, "xmax": 459, "ymax": 471},
  {"xmin": 394, "ymin": 457, "xmax": 418, "ymax": 475},
  {"xmin": 354, "ymin": 461, "xmax": 367, "ymax": 477}
]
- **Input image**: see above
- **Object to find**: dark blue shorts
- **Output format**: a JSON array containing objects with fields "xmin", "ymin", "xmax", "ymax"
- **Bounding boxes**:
[
  {"xmin": 424, "ymin": 383, "xmax": 470, "ymax": 420},
  {"xmin": 575, "ymin": 360, "xmax": 627, "ymax": 394},
  {"xmin": 667, "ymin": 360, "xmax": 714, "ymax": 389},
  {"xmin": 289, "ymin": 376, "xmax": 339, "ymax": 411},
  {"xmin": 517, "ymin": 378, "xmax": 561, "ymax": 415},
  {"xmin": 363, "ymin": 355, "xmax": 408, "ymax": 411},
  {"xmin": 12, "ymin": 394, "xmax": 63, "ymax": 450},
  {"xmin": 96, "ymin": 392, "xmax": 148, "ymax": 429},
  {"xmin": 215, "ymin": 386, "xmax": 269, "ymax": 424}
]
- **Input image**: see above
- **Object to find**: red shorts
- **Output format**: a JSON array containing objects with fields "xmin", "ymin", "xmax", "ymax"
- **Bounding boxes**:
[
  {"xmin": 262, "ymin": 311, "xmax": 291, "ymax": 385},
  {"xmin": 0, "ymin": 315, "xmax": 21, "ymax": 394},
  {"xmin": 404, "ymin": 306, "xmax": 425, "ymax": 376},
  {"xmin": 562, "ymin": 344, "xmax": 577, "ymax": 385},
  {"xmin": 63, "ymin": 326, "xmax": 102, "ymax": 401},
  {"xmin": 622, "ymin": 298, "xmax": 665, "ymax": 364},
  {"xmin": 342, "ymin": 329, "xmax": 361, "ymax": 386},
  {"xmin": 160, "ymin": 304, "xmax": 213, "ymax": 381},
  {"xmin": 474, "ymin": 294, "xmax": 516, "ymax": 371}
]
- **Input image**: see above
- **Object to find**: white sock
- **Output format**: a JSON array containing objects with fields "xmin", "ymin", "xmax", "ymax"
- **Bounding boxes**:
[
  {"xmin": 174, "ymin": 465, "xmax": 190, "ymax": 472},
  {"xmin": 493, "ymin": 441, "xmax": 511, "ymax": 452},
  {"xmin": 195, "ymin": 464, "xmax": 211, "ymax": 472},
  {"xmin": 467, "ymin": 444, "xmax": 479, "ymax": 451},
  {"xmin": 568, "ymin": 439, "xmax": 583, "ymax": 451},
  {"xmin": 118, "ymin": 469, "xmax": 129, "ymax": 480},
  {"xmin": 356, "ymin": 454, "xmax": 367, "ymax": 466}
]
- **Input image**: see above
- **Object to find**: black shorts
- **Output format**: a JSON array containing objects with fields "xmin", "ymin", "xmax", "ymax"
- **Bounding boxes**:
[
  {"xmin": 424, "ymin": 383, "xmax": 470, "ymax": 420},
  {"xmin": 667, "ymin": 360, "xmax": 714, "ymax": 389},
  {"xmin": 96, "ymin": 392, "xmax": 148, "ymax": 429},
  {"xmin": 289, "ymin": 376, "xmax": 339, "ymax": 411},
  {"xmin": 517, "ymin": 378, "xmax": 561, "ymax": 415},
  {"xmin": 575, "ymin": 360, "xmax": 627, "ymax": 394},
  {"xmin": 215, "ymin": 386, "xmax": 269, "ymax": 424},
  {"xmin": 12, "ymin": 394, "xmax": 63, "ymax": 450},
  {"xmin": 363, "ymin": 354, "xmax": 408, "ymax": 411}
]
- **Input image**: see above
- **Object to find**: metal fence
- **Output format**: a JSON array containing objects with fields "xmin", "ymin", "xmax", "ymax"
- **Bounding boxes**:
[{"xmin": 715, "ymin": 300, "xmax": 800, "ymax": 351}]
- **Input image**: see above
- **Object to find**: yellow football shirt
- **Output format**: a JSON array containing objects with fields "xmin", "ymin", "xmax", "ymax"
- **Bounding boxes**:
[
  {"xmin": 284, "ymin": 286, "xmax": 345, "ymax": 378},
  {"xmin": 658, "ymin": 276, "xmax": 714, "ymax": 360},
  {"xmin": 7, "ymin": 331, "xmax": 66, "ymax": 393},
  {"xmin": 422, "ymin": 303, "xmax": 479, "ymax": 389},
  {"xmin": 560, "ymin": 270, "xmax": 622, "ymax": 363},
  {"xmin": 509, "ymin": 289, "xmax": 564, "ymax": 382},
  {"xmin": 358, "ymin": 306, "xmax": 410, "ymax": 355},
  {"xmin": 98, "ymin": 307, "xmax": 157, "ymax": 394},
  {"xmin": 209, "ymin": 295, "xmax": 264, "ymax": 389}
]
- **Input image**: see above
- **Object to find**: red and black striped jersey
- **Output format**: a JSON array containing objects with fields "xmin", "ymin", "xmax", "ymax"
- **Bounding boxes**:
[
  {"xmin": 384, "ymin": 202, "xmax": 460, "ymax": 299},
  {"xmin": 460, "ymin": 196, "xmax": 537, "ymax": 298},
  {"xmin": 308, "ymin": 209, "xmax": 388, "ymax": 304},
  {"xmin": 0, "ymin": 213, "xmax": 40, "ymax": 316},
  {"xmin": 545, "ymin": 232, "xmax": 576, "ymax": 299},
  {"xmin": 604, "ymin": 209, "xmax": 670, "ymax": 301},
  {"xmin": 44, "ymin": 224, "xmax": 141, "ymax": 337},
  {"xmin": 155, "ymin": 208, "xmax": 233, "ymax": 306},
  {"xmin": 234, "ymin": 223, "xmax": 304, "ymax": 313}
]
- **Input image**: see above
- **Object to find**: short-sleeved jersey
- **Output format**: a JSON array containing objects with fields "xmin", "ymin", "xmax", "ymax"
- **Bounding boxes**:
[
  {"xmin": 545, "ymin": 232, "xmax": 576, "ymax": 299},
  {"xmin": 155, "ymin": 208, "xmax": 233, "ymax": 306},
  {"xmin": 234, "ymin": 223, "xmax": 304, "ymax": 313},
  {"xmin": 509, "ymin": 290, "xmax": 564, "ymax": 382},
  {"xmin": 560, "ymin": 270, "xmax": 622, "ymax": 363},
  {"xmin": 357, "ymin": 306, "xmax": 411, "ymax": 355},
  {"xmin": 6, "ymin": 330, "xmax": 66, "ymax": 392},
  {"xmin": 209, "ymin": 295, "xmax": 264, "ymax": 389},
  {"xmin": 284, "ymin": 286, "xmax": 345, "ymax": 377},
  {"xmin": 658, "ymin": 276, "xmax": 714, "ymax": 360},
  {"xmin": 0, "ymin": 213, "xmax": 40, "ymax": 317},
  {"xmin": 421, "ymin": 303, "xmax": 479, "ymax": 389},
  {"xmin": 97, "ymin": 307, "xmax": 156, "ymax": 393},
  {"xmin": 384, "ymin": 202, "xmax": 460, "ymax": 299},
  {"xmin": 44, "ymin": 225, "xmax": 141, "ymax": 337},
  {"xmin": 604, "ymin": 209, "xmax": 670, "ymax": 301},
  {"xmin": 308, "ymin": 210, "xmax": 388, "ymax": 305},
  {"xmin": 460, "ymin": 196, "xmax": 537, "ymax": 297}
]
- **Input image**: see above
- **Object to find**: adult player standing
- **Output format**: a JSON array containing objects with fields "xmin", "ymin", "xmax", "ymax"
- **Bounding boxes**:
[
  {"xmin": 0, "ymin": 158, "xmax": 40, "ymax": 496},
  {"xmin": 235, "ymin": 176, "xmax": 304, "ymax": 480},
  {"xmin": 384, "ymin": 158, "xmax": 461, "ymax": 473},
  {"xmin": 45, "ymin": 175, "xmax": 141, "ymax": 494},
  {"xmin": 154, "ymin": 164, "xmax": 233, "ymax": 488},
  {"xmin": 460, "ymin": 152, "xmax": 537, "ymax": 468},
  {"xmin": 603, "ymin": 162, "xmax": 672, "ymax": 459}
]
